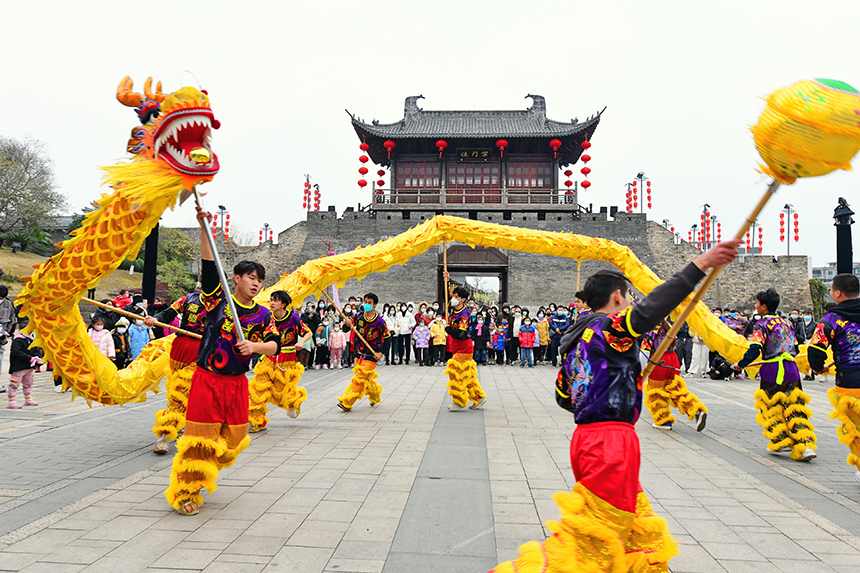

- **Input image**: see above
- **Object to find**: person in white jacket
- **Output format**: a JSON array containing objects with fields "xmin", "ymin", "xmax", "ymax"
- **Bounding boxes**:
[
  {"xmin": 396, "ymin": 303, "xmax": 416, "ymax": 364},
  {"xmin": 687, "ymin": 327, "xmax": 710, "ymax": 377},
  {"xmin": 383, "ymin": 308, "xmax": 397, "ymax": 365}
]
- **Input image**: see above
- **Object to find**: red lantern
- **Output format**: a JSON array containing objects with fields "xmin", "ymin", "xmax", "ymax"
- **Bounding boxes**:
[
  {"xmin": 564, "ymin": 170, "xmax": 573, "ymax": 177},
  {"xmin": 359, "ymin": 155, "xmax": 369, "ymax": 163},
  {"xmin": 581, "ymin": 154, "xmax": 591, "ymax": 163},
  {"xmin": 648, "ymin": 202, "xmax": 652, "ymax": 209},
  {"xmin": 358, "ymin": 179, "xmax": 367, "ymax": 188},
  {"xmin": 670, "ymin": 226, "xmax": 675, "ymax": 233},
  {"xmin": 564, "ymin": 180, "xmax": 573, "ymax": 187},
  {"xmin": 359, "ymin": 166, "xmax": 368, "ymax": 175},
  {"xmin": 794, "ymin": 234, "xmax": 799, "ymax": 241},
  {"xmin": 549, "ymin": 139, "xmax": 562, "ymax": 158},
  {"xmin": 581, "ymin": 180, "xmax": 592, "ymax": 189},
  {"xmin": 581, "ymin": 167, "xmax": 591, "ymax": 176},
  {"xmin": 383, "ymin": 140, "xmax": 396, "ymax": 158},
  {"xmin": 436, "ymin": 140, "xmax": 448, "ymax": 158},
  {"xmin": 359, "ymin": 143, "xmax": 370, "ymax": 151},
  {"xmin": 496, "ymin": 139, "xmax": 508, "ymax": 158},
  {"xmin": 581, "ymin": 141, "xmax": 591, "ymax": 150},
  {"xmin": 377, "ymin": 169, "xmax": 385, "ymax": 177},
  {"xmin": 375, "ymin": 188, "xmax": 383, "ymax": 194},
  {"xmin": 646, "ymin": 181, "xmax": 651, "ymax": 187},
  {"xmin": 377, "ymin": 179, "xmax": 385, "ymax": 187}
]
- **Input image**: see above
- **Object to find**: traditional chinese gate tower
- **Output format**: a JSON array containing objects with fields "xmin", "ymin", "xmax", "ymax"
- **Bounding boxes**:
[
  {"xmin": 351, "ymin": 95, "xmax": 601, "ymax": 216},
  {"xmin": 350, "ymin": 95, "xmax": 603, "ymax": 302}
]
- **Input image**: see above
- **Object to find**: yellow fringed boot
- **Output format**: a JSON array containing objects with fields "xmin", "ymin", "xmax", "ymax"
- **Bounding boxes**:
[
  {"xmin": 278, "ymin": 361, "xmax": 308, "ymax": 414},
  {"xmin": 644, "ymin": 379, "xmax": 675, "ymax": 427},
  {"xmin": 152, "ymin": 360, "xmax": 194, "ymax": 441},
  {"xmin": 665, "ymin": 375, "xmax": 707, "ymax": 420},
  {"xmin": 445, "ymin": 353, "xmax": 485, "ymax": 410},
  {"xmin": 489, "ymin": 483, "xmax": 647, "ymax": 573},
  {"xmin": 784, "ymin": 388, "xmax": 816, "ymax": 461},
  {"xmin": 164, "ymin": 434, "xmax": 226, "ymax": 510},
  {"xmin": 624, "ymin": 493, "xmax": 680, "ymax": 573},
  {"xmin": 337, "ymin": 359, "xmax": 381, "ymax": 410},
  {"xmin": 828, "ymin": 386, "xmax": 860, "ymax": 471},
  {"xmin": 754, "ymin": 389, "xmax": 793, "ymax": 452}
]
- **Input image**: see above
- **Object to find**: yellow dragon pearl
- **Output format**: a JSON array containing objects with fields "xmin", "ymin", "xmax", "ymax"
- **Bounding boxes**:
[{"xmin": 189, "ymin": 147, "xmax": 211, "ymax": 164}]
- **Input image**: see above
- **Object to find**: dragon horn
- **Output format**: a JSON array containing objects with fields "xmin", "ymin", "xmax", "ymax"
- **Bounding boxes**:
[
  {"xmin": 144, "ymin": 77, "xmax": 165, "ymax": 103},
  {"xmin": 116, "ymin": 76, "xmax": 143, "ymax": 108}
]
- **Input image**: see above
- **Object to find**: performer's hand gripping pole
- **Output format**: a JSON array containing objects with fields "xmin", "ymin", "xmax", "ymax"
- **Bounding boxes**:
[
  {"xmin": 320, "ymin": 289, "xmax": 380, "ymax": 360},
  {"xmin": 82, "ymin": 297, "xmax": 202, "ymax": 340},
  {"xmin": 641, "ymin": 179, "xmax": 781, "ymax": 380},
  {"xmin": 192, "ymin": 189, "xmax": 245, "ymax": 342}
]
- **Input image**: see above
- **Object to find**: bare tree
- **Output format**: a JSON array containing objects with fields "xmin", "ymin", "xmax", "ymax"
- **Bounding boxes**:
[{"xmin": 0, "ymin": 136, "xmax": 68, "ymax": 233}]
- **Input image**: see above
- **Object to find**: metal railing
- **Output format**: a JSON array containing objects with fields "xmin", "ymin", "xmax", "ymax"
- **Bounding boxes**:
[{"xmin": 371, "ymin": 188, "xmax": 576, "ymax": 206}]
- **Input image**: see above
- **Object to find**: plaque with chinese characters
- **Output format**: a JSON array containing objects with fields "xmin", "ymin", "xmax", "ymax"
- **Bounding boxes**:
[{"xmin": 456, "ymin": 148, "xmax": 493, "ymax": 162}]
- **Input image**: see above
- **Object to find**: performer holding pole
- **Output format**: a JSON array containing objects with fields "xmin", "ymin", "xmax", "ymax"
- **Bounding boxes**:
[
  {"xmin": 808, "ymin": 273, "xmax": 860, "ymax": 482},
  {"xmin": 165, "ymin": 205, "xmax": 280, "ymax": 516},
  {"xmin": 333, "ymin": 292, "xmax": 390, "ymax": 412},
  {"xmin": 442, "ymin": 274, "xmax": 487, "ymax": 411},
  {"xmin": 85, "ymin": 298, "xmax": 200, "ymax": 339}
]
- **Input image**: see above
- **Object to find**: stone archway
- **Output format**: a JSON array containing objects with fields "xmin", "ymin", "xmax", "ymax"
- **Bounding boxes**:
[{"xmin": 437, "ymin": 245, "xmax": 509, "ymax": 305}]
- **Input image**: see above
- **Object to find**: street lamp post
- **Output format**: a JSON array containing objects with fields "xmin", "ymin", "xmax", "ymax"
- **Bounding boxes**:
[
  {"xmin": 217, "ymin": 204, "xmax": 227, "ymax": 252},
  {"xmin": 834, "ymin": 198, "xmax": 855, "ymax": 275},
  {"xmin": 635, "ymin": 172, "xmax": 649, "ymax": 214}
]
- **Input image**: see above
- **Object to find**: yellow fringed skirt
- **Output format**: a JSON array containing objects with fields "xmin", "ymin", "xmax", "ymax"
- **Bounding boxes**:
[
  {"xmin": 754, "ymin": 385, "xmax": 816, "ymax": 460},
  {"xmin": 249, "ymin": 355, "xmax": 307, "ymax": 426},
  {"xmin": 337, "ymin": 358, "xmax": 382, "ymax": 410}
]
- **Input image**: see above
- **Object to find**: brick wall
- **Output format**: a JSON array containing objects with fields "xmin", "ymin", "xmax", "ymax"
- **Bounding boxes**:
[{"xmin": 214, "ymin": 212, "xmax": 812, "ymax": 314}]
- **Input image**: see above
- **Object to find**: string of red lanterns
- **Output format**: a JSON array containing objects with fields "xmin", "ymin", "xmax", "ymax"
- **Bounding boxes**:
[
  {"xmin": 580, "ymin": 141, "xmax": 592, "ymax": 190},
  {"xmin": 223, "ymin": 213, "xmax": 230, "ymax": 241},
  {"xmin": 646, "ymin": 180, "xmax": 652, "ymax": 209},
  {"xmin": 358, "ymin": 143, "xmax": 370, "ymax": 189},
  {"xmin": 302, "ymin": 179, "xmax": 311, "ymax": 210},
  {"xmin": 563, "ymin": 169, "xmax": 574, "ymax": 201},
  {"xmin": 377, "ymin": 169, "xmax": 386, "ymax": 191},
  {"xmin": 313, "ymin": 183, "xmax": 320, "ymax": 211},
  {"xmin": 794, "ymin": 212, "xmax": 799, "ymax": 242}
]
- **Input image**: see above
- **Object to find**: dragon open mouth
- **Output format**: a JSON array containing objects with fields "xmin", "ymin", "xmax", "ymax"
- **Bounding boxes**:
[{"xmin": 152, "ymin": 109, "xmax": 220, "ymax": 176}]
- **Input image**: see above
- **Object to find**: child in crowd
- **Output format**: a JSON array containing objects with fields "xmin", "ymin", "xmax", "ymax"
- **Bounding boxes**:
[
  {"xmin": 8, "ymin": 317, "xmax": 41, "ymax": 409},
  {"xmin": 430, "ymin": 315, "xmax": 447, "ymax": 366},
  {"xmin": 329, "ymin": 322, "xmax": 346, "ymax": 369},
  {"xmin": 518, "ymin": 317, "xmax": 537, "ymax": 368},
  {"xmin": 493, "ymin": 321, "xmax": 508, "ymax": 366},
  {"xmin": 89, "ymin": 317, "xmax": 116, "ymax": 362},
  {"xmin": 488, "ymin": 323, "xmax": 498, "ymax": 364},
  {"xmin": 127, "ymin": 316, "xmax": 152, "ymax": 361},
  {"xmin": 112, "ymin": 318, "xmax": 130, "ymax": 369},
  {"xmin": 412, "ymin": 318, "xmax": 432, "ymax": 367}
]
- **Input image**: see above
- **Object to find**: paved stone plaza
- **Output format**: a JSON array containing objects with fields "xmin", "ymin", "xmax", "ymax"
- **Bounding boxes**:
[{"xmin": 1, "ymin": 364, "xmax": 859, "ymax": 572}]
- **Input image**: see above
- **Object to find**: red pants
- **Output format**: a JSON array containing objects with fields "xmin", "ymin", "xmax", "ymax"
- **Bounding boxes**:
[
  {"xmin": 185, "ymin": 367, "xmax": 249, "ymax": 448},
  {"xmin": 570, "ymin": 421, "xmax": 641, "ymax": 513},
  {"xmin": 651, "ymin": 350, "xmax": 680, "ymax": 382},
  {"xmin": 169, "ymin": 334, "xmax": 201, "ymax": 366}
]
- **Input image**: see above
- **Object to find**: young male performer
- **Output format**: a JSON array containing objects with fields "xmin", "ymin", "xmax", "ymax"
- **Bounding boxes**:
[
  {"xmin": 490, "ymin": 240, "xmax": 738, "ymax": 573},
  {"xmin": 443, "ymin": 281, "xmax": 487, "ymax": 411},
  {"xmin": 146, "ymin": 289, "xmax": 207, "ymax": 454},
  {"xmin": 734, "ymin": 288, "xmax": 817, "ymax": 461},
  {"xmin": 165, "ymin": 207, "xmax": 280, "ymax": 516},
  {"xmin": 643, "ymin": 318, "xmax": 708, "ymax": 431},
  {"xmin": 336, "ymin": 293, "xmax": 389, "ymax": 411},
  {"xmin": 248, "ymin": 290, "xmax": 312, "ymax": 432},
  {"xmin": 808, "ymin": 273, "xmax": 860, "ymax": 483}
]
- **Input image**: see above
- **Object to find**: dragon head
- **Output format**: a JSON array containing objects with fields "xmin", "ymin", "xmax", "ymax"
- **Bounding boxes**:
[{"xmin": 117, "ymin": 76, "xmax": 221, "ymax": 190}]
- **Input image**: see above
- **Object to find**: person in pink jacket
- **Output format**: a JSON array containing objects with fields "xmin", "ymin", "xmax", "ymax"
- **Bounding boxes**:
[
  {"xmin": 518, "ymin": 319, "xmax": 537, "ymax": 368},
  {"xmin": 329, "ymin": 323, "xmax": 347, "ymax": 369},
  {"xmin": 88, "ymin": 317, "xmax": 115, "ymax": 361}
]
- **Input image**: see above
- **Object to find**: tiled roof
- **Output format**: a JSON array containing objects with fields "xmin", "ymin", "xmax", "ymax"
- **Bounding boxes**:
[{"xmin": 350, "ymin": 95, "xmax": 602, "ymax": 139}]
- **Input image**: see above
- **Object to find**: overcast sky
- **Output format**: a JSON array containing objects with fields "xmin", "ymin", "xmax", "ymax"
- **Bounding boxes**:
[{"xmin": 2, "ymin": 1, "xmax": 859, "ymax": 269}]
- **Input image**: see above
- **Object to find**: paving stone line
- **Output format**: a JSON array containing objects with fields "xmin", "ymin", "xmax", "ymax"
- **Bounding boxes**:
[
  {"xmin": 0, "ymin": 401, "xmax": 152, "ymax": 443},
  {"xmin": 0, "ymin": 443, "xmax": 157, "ymax": 516},
  {"xmin": 0, "ymin": 459, "xmax": 171, "ymax": 548},
  {"xmin": 665, "ymin": 428, "xmax": 860, "ymax": 552},
  {"xmin": 700, "ymin": 427, "xmax": 860, "ymax": 516}
]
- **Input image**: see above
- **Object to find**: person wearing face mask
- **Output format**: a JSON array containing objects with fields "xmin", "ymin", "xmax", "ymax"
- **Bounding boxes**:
[
  {"xmin": 509, "ymin": 306, "xmax": 523, "ymax": 364},
  {"xmin": 471, "ymin": 309, "xmax": 490, "ymax": 365},
  {"xmin": 535, "ymin": 312, "xmax": 550, "ymax": 364},
  {"xmin": 548, "ymin": 304, "xmax": 571, "ymax": 367},
  {"xmin": 145, "ymin": 288, "xmax": 210, "ymax": 454},
  {"xmin": 337, "ymin": 293, "xmax": 390, "ymax": 411},
  {"xmin": 396, "ymin": 303, "xmax": 416, "ymax": 365},
  {"xmin": 329, "ymin": 322, "xmax": 347, "ymax": 369},
  {"xmin": 247, "ymin": 290, "xmax": 313, "ymax": 432},
  {"xmin": 7, "ymin": 316, "xmax": 42, "ymax": 409},
  {"xmin": 88, "ymin": 317, "xmax": 116, "ymax": 362},
  {"xmin": 127, "ymin": 314, "xmax": 153, "ymax": 362},
  {"xmin": 787, "ymin": 308, "xmax": 807, "ymax": 348},
  {"xmin": 429, "ymin": 312, "xmax": 447, "ymax": 366},
  {"xmin": 112, "ymin": 318, "xmax": 131, "ymax": 370},
  {"xmin": 518, "ymin": 318, "xmax": 537, "ymax": 368},
  {"xmin": 443, "ymin": 279, "xmax": 487, "ymax": 411}
]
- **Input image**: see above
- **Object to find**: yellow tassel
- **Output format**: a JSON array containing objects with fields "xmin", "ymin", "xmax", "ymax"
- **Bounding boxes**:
[
  {"xmin": 828, "ymin": 388, "xmax": 860, "ymax": 469},
  {"xmin": 151, "ymin": 360, "xmax": 193, "ymax": 440},
  {"xmin": 663, "ymin": 375, "xmax": 707, "ymax": 419},
  {"xmin": 216, "ymin": 435, "xmax": 250, "ymax": 469}
]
